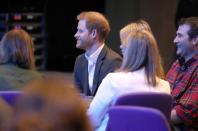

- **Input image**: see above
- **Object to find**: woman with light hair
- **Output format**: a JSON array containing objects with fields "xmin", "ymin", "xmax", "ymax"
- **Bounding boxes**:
[
  {"xmin": 88, "ymin": 30, "xmax": 170, "ymax": 131},
  {"xmin": 0, "ymin": 29, "xmax": 42, "ymax": 90}
]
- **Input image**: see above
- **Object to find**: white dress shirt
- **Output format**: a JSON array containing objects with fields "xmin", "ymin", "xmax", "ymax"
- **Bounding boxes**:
[{"xmin": 85, "ymin": 44, "xmax": 104, "ymax": 93}]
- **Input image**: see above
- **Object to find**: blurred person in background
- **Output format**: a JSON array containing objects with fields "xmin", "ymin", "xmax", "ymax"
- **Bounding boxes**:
[
  {"xmin": 0, "ymin": 29, "xmax": 42, "ymax": 90},
  {"xmin": 10, "ymin": 74, "xmax": 92, "ymax": 131},
  {"xmin": 0, "ymin": 98, "xmax": 13, "ymax": 131}
]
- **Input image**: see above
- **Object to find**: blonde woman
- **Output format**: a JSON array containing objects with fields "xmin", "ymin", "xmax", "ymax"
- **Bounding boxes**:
[{"xmin": 88, "ymin": 30, "xmax": 170, "ymax": 131}]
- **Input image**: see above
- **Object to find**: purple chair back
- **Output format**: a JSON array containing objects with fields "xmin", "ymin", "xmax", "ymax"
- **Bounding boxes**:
[
  {"xmin": 0, "ymin": 91, "xmax": 23, "ymax": 107},
  {"xmin": 107, "ymin": 106, "xmax": 171, "ymax": 131},
  {"xmin": 115, "ymin": 92, "xmax": 172, "ymax": 120}
]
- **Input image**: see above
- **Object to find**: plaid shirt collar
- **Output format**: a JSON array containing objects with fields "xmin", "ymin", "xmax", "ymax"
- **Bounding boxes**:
[{"xmin": 177, "ymin": 54, "xmax": 198, "ymax": 71}]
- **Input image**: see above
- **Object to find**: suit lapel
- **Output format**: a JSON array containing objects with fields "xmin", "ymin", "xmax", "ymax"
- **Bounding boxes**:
[
  {"xmin": 82, "ymin": 55, "xmax": 91, "ymax": 95},
  {"xmin": 91, "ymin": 46, "xmax": 107, "ymax": 95}
]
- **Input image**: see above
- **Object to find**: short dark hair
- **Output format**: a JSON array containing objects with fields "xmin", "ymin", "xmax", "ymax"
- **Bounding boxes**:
[{"xmin": 179, "ymin": 17, "xmax": 198, "ymax": 40}]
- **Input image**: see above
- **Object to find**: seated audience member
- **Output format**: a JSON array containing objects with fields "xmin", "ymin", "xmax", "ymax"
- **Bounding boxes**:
[
  {"xmin": 166, "ymin": 17, "xmax": 198, "ymax": 130},
  {"xmin": 9, "ymin": 74, "xmax": 92, "ymax": 131},
  {"xmin": 0, "ymin": 29, "xmax": 42, "ymax": 90},
  {"xmin": 74, "ymin": 11, "xmax": 122, "ymax": 97},
  {"xmin": 88, "ymin": 30, "xmax": 170, "ymax": 131}
]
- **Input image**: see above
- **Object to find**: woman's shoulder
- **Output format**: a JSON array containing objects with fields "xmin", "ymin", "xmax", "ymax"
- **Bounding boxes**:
[
  {"xmin": 106, "ymin": 72, "xmax": 130, "ymax": 79},
  {"xmin": 157, "ymin": 78, "xmax": 169, "ymax": 86},
  {"xmin": 156, "ymin": 78, "xmax": 171, "ymax": 94},
  {"xmin": 104, "ymin": 72, "xmax": 139, "ymax": 86}
]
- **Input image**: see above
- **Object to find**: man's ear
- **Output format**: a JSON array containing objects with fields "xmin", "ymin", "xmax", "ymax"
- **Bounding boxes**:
[
  {"xmin": 192, "ymin": 36, "xmax": 198, "ymax": 46},
  {"xmin": 91, "ymin": 29, "xmax": 97, "ymax": 38}
]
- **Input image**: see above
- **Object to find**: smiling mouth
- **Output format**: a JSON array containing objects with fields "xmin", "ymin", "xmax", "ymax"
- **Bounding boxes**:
[{"xmin": 176, "ymin": 43, "xmax": 180, "ymax": 48}]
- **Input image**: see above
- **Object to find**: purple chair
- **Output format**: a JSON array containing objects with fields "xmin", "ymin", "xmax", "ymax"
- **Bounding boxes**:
[
  {"xmin": 114, "ymin": 92, "xmax": 172, "ymax": 120},
  {"xmin": 107, "ymin": 106, "xmax": 171, "ymax": 131},
  {"xmin": 0, "ymin": 91, "xmax": 23, "ymax": 107}
]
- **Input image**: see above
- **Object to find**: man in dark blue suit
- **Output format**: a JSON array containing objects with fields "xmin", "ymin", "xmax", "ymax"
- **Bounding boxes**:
[{"xmin": 74, "ymin": 11, "xmax": 122, "ymax": 96}]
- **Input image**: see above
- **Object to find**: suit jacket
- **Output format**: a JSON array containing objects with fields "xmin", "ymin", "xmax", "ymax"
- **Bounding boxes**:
[{"xmin": 74, "ymin": 45, "xmax": 122, "ymax": 96}]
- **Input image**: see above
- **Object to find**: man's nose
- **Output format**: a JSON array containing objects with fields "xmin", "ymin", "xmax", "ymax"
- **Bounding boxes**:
[
  {"xmin": 74, "ymin": 33, "xmax": 78, "ymax": 38},
  {"xmin": 173, "ymin": 37, "xmax": 177, "ymax": 44}
]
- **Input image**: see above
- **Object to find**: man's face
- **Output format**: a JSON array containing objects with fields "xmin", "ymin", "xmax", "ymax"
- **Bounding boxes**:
[
  {"xmin": 174, "ymin": 24, "xmax": 194, "ymax": 58},
  {"xmin": 74, "ymin": 20, "xmax": 93, "ymax": 50}
]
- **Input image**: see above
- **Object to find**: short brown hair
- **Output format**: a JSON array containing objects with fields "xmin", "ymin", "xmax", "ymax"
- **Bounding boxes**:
[
  {"xmin": 77, "ymin": 11, "xmax": 110, "ymax": 42},
  {"xmin": 178, "ymin": 17, "xmax": 198, "ymax": 40},
  {"xmin": 0, "ymin": 29, "xmax": 35, "ymax": 69}
]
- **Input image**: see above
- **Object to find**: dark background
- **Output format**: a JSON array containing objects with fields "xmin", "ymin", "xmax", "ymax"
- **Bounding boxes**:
[
  {"xmin": 46, "ymin": 0, "xmax": 105, "ymax": 72},
  {"xmin": 0, "ymin": 0, "xmax": 105, "ymax": 72},
  {"xmin": 1, "ymin": 0, "xmax": 198, "ymax": 73}
]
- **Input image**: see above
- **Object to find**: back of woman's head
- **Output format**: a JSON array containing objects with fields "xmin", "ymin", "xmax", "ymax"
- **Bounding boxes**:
[
  {"xmin": 120, "ymin": 31, "xmax": 164, "ymax": 86},
  {"xmin": 10, "ymin": 75, "xmax": 92, "ymax": 131},
  {"xmin": 120, "ymin": 20, "xmax": 152, "ymax": 45},
  {"xmin": 0, "ymin": 29, "xmax": 35, "ymax": 69}
]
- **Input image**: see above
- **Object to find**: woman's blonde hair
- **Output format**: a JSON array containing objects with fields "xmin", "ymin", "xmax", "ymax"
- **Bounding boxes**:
[
  {"xmin": 120, "ymin": 20, "xmax": 152, "ymax": 45},
  {"xmin": 120, "ymin": 31, "xmax": 164, "ymax": 86}
]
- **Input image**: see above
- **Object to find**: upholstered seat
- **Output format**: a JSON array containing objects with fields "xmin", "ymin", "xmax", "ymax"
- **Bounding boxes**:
[
  {"xmin": 106, "ymin": 106, "xmax": 171, "ymax": 131},
  {"xmin": 0, "ymin": 91, "xmax": 23, "ymax": 106},
  {"xmin": 114, "ymin": 92, "xmax": 172, "ymax": 120}
]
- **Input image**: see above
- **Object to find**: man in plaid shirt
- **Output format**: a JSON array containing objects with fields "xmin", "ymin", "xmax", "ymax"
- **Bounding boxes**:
[{"xmin": 166, "ymin": 17, "xmax": 198, "ymax": 130}]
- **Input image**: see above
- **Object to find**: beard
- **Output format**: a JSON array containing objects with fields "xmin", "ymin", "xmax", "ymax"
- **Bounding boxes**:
[
  {"xmin": 76, "ymin": 39, "xmax": 92, "ymax": 50},
  {"xmin": 76, "ymin": 40, "xmax": 82, "ymax": 49}
]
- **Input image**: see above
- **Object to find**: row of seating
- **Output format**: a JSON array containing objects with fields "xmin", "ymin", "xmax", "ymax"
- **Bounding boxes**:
[
  {"xmin": 0, "ymin": 91, "xmax": 22, "ymax": 107},
  {"xmin": 106, "ymin": 92, "xmax": 173, "ymax": 131},
  {"xmin": 0, "ymin": 91, "xmax": 173, "ymax": 131},
  {"xmin": 107, "ymin": 106, "xmax": 171, "ymax": 131}
]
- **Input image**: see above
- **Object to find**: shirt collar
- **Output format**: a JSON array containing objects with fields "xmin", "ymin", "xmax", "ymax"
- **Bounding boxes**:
[
  {"xmin": 85, "ymin": 44, "xmax": 104, "ymax": 64},
  {"xmin": 178, "ymin": 54, "xmax": 198, "ymax": 71}
]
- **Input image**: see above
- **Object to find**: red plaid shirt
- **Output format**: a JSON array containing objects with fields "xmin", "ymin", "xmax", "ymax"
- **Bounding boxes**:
[{"xmin": 166, "ymin": 54, "xmax": 198, "ymax": 130}]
